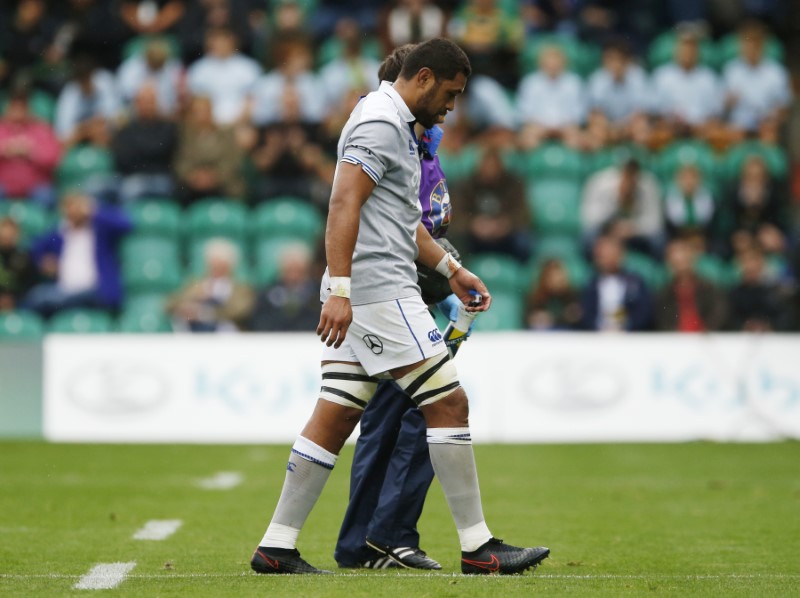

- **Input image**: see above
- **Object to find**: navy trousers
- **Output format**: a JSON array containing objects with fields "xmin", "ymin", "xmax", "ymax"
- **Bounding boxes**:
[{"xmin": 334, "ymin": 380, "xmax": 435, "ymax": 566}]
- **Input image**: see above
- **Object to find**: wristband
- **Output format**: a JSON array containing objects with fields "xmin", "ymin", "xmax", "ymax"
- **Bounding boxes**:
[
  {"xmin": 329, "ymin": 276, "xmax": 351, "ymax": 298},
  {"xmin": 434, "ymin": 252, "xmax": 461, "ymax": 279}
]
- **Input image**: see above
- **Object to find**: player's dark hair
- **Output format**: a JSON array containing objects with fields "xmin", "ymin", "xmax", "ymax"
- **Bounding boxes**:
[
  {"xmin": 399, "ymin": 38, "xmax": 471, "ymax": 82},
  {"xmin": 378, "ymin": 44, "xmax": 416, "ymax": 84}
]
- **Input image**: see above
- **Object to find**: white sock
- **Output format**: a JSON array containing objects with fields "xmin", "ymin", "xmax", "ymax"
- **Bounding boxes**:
[
  {"xmin": 426, "ymin": 427, "xmax": 493, "ymax": 552},
  {"xmin": 259, "ymin": 436, "xmax": 337, "ymax": 549}
]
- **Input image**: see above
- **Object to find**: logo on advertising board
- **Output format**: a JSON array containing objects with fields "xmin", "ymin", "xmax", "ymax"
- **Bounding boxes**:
[{"xmin": 65, "ymin": 363, "xmax": 169, "ymax": 416}]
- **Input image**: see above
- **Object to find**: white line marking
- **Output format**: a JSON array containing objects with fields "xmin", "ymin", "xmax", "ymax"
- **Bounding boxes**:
[
  {"xmin": 197, "ymin": 471, "xmax": 243, "ymax": 490},
  {"xmin": 73, "ymin": 562, "xmax": 136, "ymax": 590},
  {"xmin": 132, "ymin": 519, "xmax": 182, "ymax": 541}
]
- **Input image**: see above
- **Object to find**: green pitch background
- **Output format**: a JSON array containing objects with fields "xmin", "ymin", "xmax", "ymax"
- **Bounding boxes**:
[{"xmin": 1, "ymin": 442, "xmax": 798, "ymax": 596}]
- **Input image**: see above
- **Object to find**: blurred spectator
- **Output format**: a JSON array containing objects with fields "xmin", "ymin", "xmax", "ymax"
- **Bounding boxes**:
[
  {"xmin": 116, "ymin": 37, "xmax": 184, "ymax": 116},
  {"xmin": 0, "ymin": 87, "xmax": 60, "ymax": 207},
  {"xmin": 651, "ymin": 29, "xmax": 723, "ymax": 141},
  {"xmin": 656, "ymin": 239, "xmax": 728, "ymax": 332},
  {"xmin": 585, "ymin": 38, "xmax": 651, "ymax": 148},
  {"xmin": 453, "ymin": 148, "xmax": 531, "ymax": 262},
  {"xmin": 723, "ymin": 20, "xmax": 792, "ymax": 144},
  {"xmin": 0, "ymin": 0, "xmax": 59, "ymax": 85},
  {"xmin": 118, "ymin": 0, "xmax": 186, "ymax": 36},
  {"xmin": 174, "ymin": 95, "xmax": 244, "ymax": 204},
  {"xmin": 26, "ymin": 193, "xmax": 132, "ymax": 317},
  {"xmin": 318, "ymin": 19, "xmax": 380, "ymax": 109},
  {"xmin": 111, "ymin": 85, "xmax": 178, "ymax": 203},
  {"xmin": 166, "ymin": 237, "xmax": 254, "ymax": 332},
  {"xmin": 522, "ymin": 0, "xmax": 582, "ymax": 35},
  {"xmin": 581, "ymin": 159, "xmax": 664, "ymax": 257},
  {"xmin": 459, "ymin": 75, "xmax": 519, "ymax": 135},
  {"xmin": 251, "ymin": 0, "xmax": 310, "ymax": 65},
  {"xmin": 178, "ymin": 0, "xmax": 254, "ymax": 63},
  {"xmin": 186, "ymin": 26, "xmax": 260, "ymax": 125},
  {"xmin": 0, "ymin": 217, "xmax": 37, "ymax": 312},
  {"xmin": 251, "ymin": 34, "xmax": 324, "ymax": 126},
  {"xmin": 383, "ymin": 0, "xmax": 445, "ymax": 48},
  {"xmin": 524, "ymin": 258, "xmax": 582, "ymax": 330},
  {"xmin": 722, "ymin": 155, "xmax": 787, "ymax": 257},
  {"xmin": 54, "ymin": 55, "xmax": 121, "ymax": 146},
  {"xmin": 51, "ymin": 0, "xmax": 128, "ymax": 71},
  {"xmin": 448, "ymin": 0, "xmax": 524, "ymax": 88},
  {"xmin": 250, "ymin": 243, "xmax": 320, "ymax": 331},
  {"xmin": 308, "ymin": 0, "xmax": 384, "ymax": 39},
  {"xmin": 663, "ymin": 164, "xmax": 716, "ymax": 243},
  {"xmin": 727, "ymin": 246, "xmax": 790, "ymax": 331},
  {"xmin": 580, "ymin": 235, "xmax": 652, "ymax": 331},
  {"xmin": 577, "ymin": 0, "xmax": 662, "ymax": 53},
  {"xmin": 248, "ymin": 85, "xmax": 334, "ymax": 204},
  {"xmin": 517, "ymin": 45, "xmax": 586, "ymax": 150}
]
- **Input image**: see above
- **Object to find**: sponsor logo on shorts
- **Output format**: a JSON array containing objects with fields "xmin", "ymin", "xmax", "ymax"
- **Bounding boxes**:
[
  {"xmin": 362, "ymin": 334, "xmax": 384, "ymax": 354},
  {"xmin": 428, "ymin": 329, "xmax": 443, "ymax": 343}
]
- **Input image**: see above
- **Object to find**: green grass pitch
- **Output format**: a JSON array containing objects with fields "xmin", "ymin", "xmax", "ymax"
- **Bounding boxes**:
[{"xmin": 1, "ymin": 442, "xmax": 799, "ymax": 596}]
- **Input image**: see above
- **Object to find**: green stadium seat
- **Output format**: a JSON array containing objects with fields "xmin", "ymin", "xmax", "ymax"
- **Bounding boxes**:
[
  {"xmin": 0, "ymin": 201, "xmax": 51, "ymax": 245},
  {"xmin": 716, "ymin": 33, "xmax": 784, "ymax": 66},
  {"xmin": 122, "ymin": 34, "xmax": 181, "ymax": 60},
  {"xmin": 473, "ymin": 292, "xmax": 523, "ymax": 331},
  {"xmin": 0, "ymin": 89, "xmax": 56, "ymax": 123},
  {"xmin": 647, "ymin": 31, "xmax": 718, "ymax": 69},
  {"xmin": 121, "ymin": 236, "xmax": 182, "ymax": 294},
  {"xmin": 623, "ymin": 251, "xmax": 668, "ymax": 290},
  {"xmin": 527, "ymin": 178, "xmax": 582, "ymax": 236},
  {"xmin": 466, "ymin": 253, "xmax": 526, "ymax": 294},
  {"xmin": 514, "ymin": 143, "xmax": 585, "ymax": 180},
  {"xmin": 0, "ymin": 311, "xmax": 44, "ymax": 339},
  {"xmin": 520, "ymin": 34, "xmax": 601, "ymax": 77},
  {"xmin": 317, "ymin": 36, "xmax": 382, "ymax": 66},
  {"xmin": 589, "ymin": 144, "xmax": 652, "ymax": 174},
  {"xmin": 535, "ymin": 235, "xmax": 582, "ymax": 261},
  {"xmin": 48, "ymin": 309, "xmax": 114, "ymax": 334},
  {"xmin": 437, "ymin": 145, "xmax": 482, "ymax": 185},
  {"xmin": 118, "ymin": 295, "xmax": 172, "ymax": 333},
  {"xmin": 250, "ymin": 198, "xmax": 324, "ymax": 241},
  {"xmin": 186, "ymin": 199, "xmax": 248, "ymax": 241},
  {"xmin": 253, "ymin": 237, "xmax": 315, "ymax": 286},
  {"xmin": 656, "ymin": 141, "xmax": 719, "ymax": 189},
  {"xmin": 693, "ymin": 254, "xmax": 737, "ymax": 288},
  {"xmin": 56, "ymin": 146, "xmax": 115, "ymax": 192},
  {"xmin": 721, "ymin": 141, "xmax": 788, "ymax": 181},
  {"xmin": 128, "ymin": 200, "xmax": 182, "ymax": 238}
]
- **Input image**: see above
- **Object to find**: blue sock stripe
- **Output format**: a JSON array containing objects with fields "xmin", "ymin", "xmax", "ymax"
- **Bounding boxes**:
[{"xmin": 291, "ymin": 448, "xmax": 335, "ymax": 470}]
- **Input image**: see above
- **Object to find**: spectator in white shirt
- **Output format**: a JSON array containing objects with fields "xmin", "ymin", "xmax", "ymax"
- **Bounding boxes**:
[
  {"xmin": 186, "ymin": 26, "xmax": 261, "ymax": 125},
  {"xmin": 723, "ymin": 20, "xmax": 792, "ymax": 144},
  {"xmin": 651, "ymin": 30, "xmax": 723, "ymax": 138},
  {"xmin": 317, "ymin": 18, "xmax": 380, "ymax": 109},
  {"xmin": 586, "ymin": 38, "xmax": 651, "ymax": 148},
  {"xmin": 251, "ymin": 33, "xmax": 324, "ymax": 126},
  {"xmin": 384, "ymin": 0, "xmax": 444, "ymax": 48},
  {"xmin": 55, "ymin": 55, "xmax": 121, "ymax": 146},
  {"xmin": 517, "ymin": 45, "xmax": 586, "ymax": 150},
  {"xmin": 117, "ymin": 37, "xmax": 184, "ymax": 117}
]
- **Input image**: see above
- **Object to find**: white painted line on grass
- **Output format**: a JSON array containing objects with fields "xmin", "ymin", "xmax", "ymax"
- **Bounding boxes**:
[
  {"xmin": 132, "ymin": 519, "xmax": 183, "ymax": 541},
  {"xmin": 197, "ymin": 471, "xmax": 244, "ymax": 490},
  {"xmin": 73, "ymin": 562, "xmax": 136, "ymax": 590}
]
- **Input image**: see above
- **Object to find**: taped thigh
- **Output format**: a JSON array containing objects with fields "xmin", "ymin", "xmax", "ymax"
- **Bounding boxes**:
[
  {"xmin": 396, "ymin": 354, "xmax": 460, "ymax": 407},
  {"xmin": 319, "ymin": 363, "xmax": 379, "ymax": 410}
]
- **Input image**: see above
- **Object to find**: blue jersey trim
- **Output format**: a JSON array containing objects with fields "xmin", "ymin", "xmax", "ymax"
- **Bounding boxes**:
[
  {"xmin": 341, "ymin": 155, "xmax": 380, "ymax": 184},
  {"xmin": 395, "ymin": 299, "xmax": 425, "ymax": 360}
]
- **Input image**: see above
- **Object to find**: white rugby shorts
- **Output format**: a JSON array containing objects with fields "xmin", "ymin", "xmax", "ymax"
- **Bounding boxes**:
[{"xmin": 321, "ymin": 294, "xmax": 447, "ymax": 376}]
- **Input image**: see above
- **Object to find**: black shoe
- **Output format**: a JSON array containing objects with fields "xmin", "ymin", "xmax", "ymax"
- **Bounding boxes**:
[
  {"xmin": 365, "ymin": 538, "xmax": 442, "ymax": 570},
  {"xmin": 251, "ymin": 546, "xmax": 332, "ymax": 575},
  {"xmin": 338, "ymin": 556, "xmax": 400, "ymax": 570},
  {"xmin": 461, "ymin": 538, "xmax": 549, "ymax": 575}
]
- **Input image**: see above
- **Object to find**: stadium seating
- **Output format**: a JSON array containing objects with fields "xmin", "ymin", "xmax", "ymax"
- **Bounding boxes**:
[
  {"xmin": 122, "ymin": 34, "xmax": 181, "ymax": 59},
  {"xmin": 526, "ymin": 178, "xmax": 583, "ymax": 236},
  {"xmin": 520, "ymin": 34, "xmax": 601, "ymax": 77},
  {"xmin": 721, "ymin": 141, "xmax": 788, "ymax": 180},
  {"xmin": 186, "ymin": 237, "xmax": 251, "ymax": 281},
  {"xmin": 473, "ymin": 292, "xmax": 523, "ymax": 331},
  {"xmin": 623, "ymin": 251, "xmax": 668, "ymax": 290},
  {"xmin": 514, "ymin": 142, "xmax": 586, "ymax": 180},
  {"xmin": 253, "ymin": 237, "xmax": 314, "ymax": 286},
  {"xmin": 0, "ymin": 311, "xmax": 44, "ymax": 339},
  {"xmin": 536, "ymin": 235, "xmax": 583, "ymax": 262},
  {"xmin": 56, "ymin": 146, "xmax": 116, "ymax": 192},
  {"xmin": 437, "ymin": 145, "xmax": 482, "ymax": 185},
  {"xmin": 250, "ymin": 197, "xmax": 324, "ymax": 241},
  {"xmin": 127, "ymin": 200, "xmax": 182, "ymax": 238},
  {"xmin": 716, "ymin": 32, "xmax": 784, "ymax": 65},
  {"xmin": 48, "ymin": 309, "xmax": 114, "ymax": 333},
  {"xmin": 647, "ymin": 31, "xmax": 718, "ymax": 69},
  {"xmin": 528, "ymin": 253, "xmax": 592, "ymax": 290},
  {"xmin": 656, "ymin": 140, "xmax": 718, "ymax": 183},
  {"xmin": 467, "ymin": 253, "xmax": 526, "ymax": 294},
  {"xmin": 185, "ymin": 199, "xmax": 248, "ymax": 241},
  {"xmin": 121, "ymin": 236, "xmax": 182, "ymax": 294},
  {"xmin": 0, "ymin": 201, "xmax": 52, "ymax": 246},
  {"xmin": 118, "ymin": 295, "xmax": 172, "ymax": 333},
  {"xmin": 0, "ymin": 89, "xmax": 56, "ymax": 123},
  {"xmin": 589, "ymin": 144, "xmax": 653, "ymax": 174},
  {"xmin": 693, "ymin": 253, "xmax": 737, "ymax": 288}
]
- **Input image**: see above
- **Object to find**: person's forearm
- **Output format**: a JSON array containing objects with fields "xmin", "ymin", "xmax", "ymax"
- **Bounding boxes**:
[{"xmin": 415, "ymin": 223, "xmax": 448, "ymax": 269}]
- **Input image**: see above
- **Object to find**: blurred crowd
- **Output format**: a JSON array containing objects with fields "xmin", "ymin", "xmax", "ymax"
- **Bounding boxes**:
[{"xmin": 0, "ymin": 0, "xmax": 799, "ymax": 335}]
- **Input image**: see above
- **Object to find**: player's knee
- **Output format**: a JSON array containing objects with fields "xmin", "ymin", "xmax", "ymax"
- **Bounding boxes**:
[
  {"xmin": 396, "ymin": 354, "xmax": 461, "ymax": 407},
  {"xmin": 319, "ymin": 363, "xmax": 378, "ymax": 411},
  {"xmin": 421, "ymin": 386, "xmax": 469, "ymax": 428}
]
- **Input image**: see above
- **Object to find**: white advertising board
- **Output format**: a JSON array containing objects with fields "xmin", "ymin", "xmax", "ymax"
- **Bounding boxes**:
[{"xmin": 44, "ymin": 333, "xmax": 800, "ymax": 443}]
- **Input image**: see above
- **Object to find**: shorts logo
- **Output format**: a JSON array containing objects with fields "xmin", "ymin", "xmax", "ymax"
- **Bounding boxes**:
[
  {"xmin": 428, "ymin": 329, "xmax": 443, "ymax": 343},
  {"xmin": 363, "ymin": 334, "xmax": 384, "ymax": 354}
]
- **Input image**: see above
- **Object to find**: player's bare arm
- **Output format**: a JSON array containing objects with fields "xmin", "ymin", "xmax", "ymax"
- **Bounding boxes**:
[
  {"xmin": 317, "ymin": 162, "xmax": 376, "ymax": 348},
  {"xmin": 415, "ymin": 223, "xmax": 491, "ymax": 312}
]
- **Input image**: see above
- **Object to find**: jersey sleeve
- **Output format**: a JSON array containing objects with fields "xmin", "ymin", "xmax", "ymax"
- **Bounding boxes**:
[{"xmin": 340, "ymin": 120, "xmax": 400, "ymax": 185}]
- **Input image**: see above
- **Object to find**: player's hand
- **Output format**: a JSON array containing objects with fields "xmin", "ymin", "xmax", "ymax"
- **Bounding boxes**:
[
  {"xmin": 448, "ymin": 267, "xmax": 491, "ymax": 312},
  {"xmin": 316, "ymin": 295, "xmax": 352, "ymax": 348}
]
